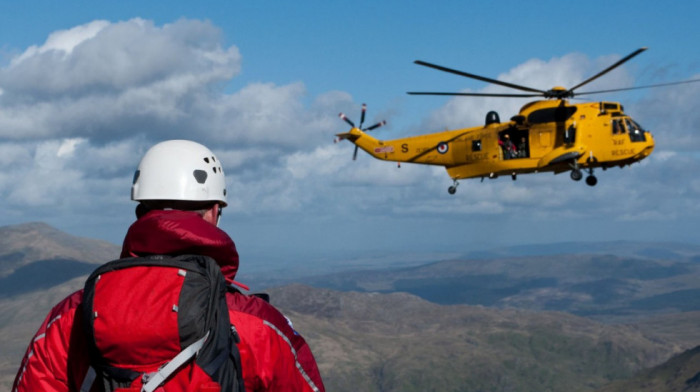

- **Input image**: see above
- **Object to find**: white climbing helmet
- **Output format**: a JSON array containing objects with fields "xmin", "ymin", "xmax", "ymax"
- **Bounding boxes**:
[{"xmin": 131, "ymin": 140, "xmax": 228, "ymax": 206}]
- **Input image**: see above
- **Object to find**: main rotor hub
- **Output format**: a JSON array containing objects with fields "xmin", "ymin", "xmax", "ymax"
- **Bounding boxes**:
[{"xmin": 544, "ymin": 86, "xmax": 572, "ymax": 99}]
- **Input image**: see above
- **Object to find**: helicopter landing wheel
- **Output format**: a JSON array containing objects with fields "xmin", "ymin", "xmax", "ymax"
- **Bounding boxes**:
[
  {"xmin": 586, "ymin": 175, "xmax": 598, "ymax": 186},
  {"xmin": 448, "ymin": 180, "xmax": 459, "ymax": 195},
  {"xmin": 570, "ymin": 169, "xmax": 583, "ymax": 181}
]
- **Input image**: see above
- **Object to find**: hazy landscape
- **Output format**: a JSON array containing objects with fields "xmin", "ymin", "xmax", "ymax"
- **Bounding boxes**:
[{"xmin": 2, "ymin": 222, "xmax": 700, "ymax": 391}]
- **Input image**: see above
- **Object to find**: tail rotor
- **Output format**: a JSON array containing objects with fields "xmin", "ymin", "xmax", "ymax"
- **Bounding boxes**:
[{"xmin": 338, "ymin": 103, "xmax": 386, "ymax": 161}]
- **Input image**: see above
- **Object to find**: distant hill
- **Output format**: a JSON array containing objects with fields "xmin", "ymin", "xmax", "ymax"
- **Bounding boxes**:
[
  {"xmin": 296, "ymin": 252, "xmax": 700, "ymax": 322},
  {"xmin": 0, "ymin": 222, "xmax": 120, "ymax": 296},
  {"xmin": 464, "ymin": 241, "xmax": 700, "ymax": 261}
]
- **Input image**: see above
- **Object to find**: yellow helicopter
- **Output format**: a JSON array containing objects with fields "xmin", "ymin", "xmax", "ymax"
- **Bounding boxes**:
[{"xmin": 336, "ymin": 47, "xmax": 698, "ymax": 194}]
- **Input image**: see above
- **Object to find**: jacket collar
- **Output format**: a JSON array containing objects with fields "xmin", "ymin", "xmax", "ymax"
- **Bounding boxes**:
[{"xmin": 120, "ymin": 209, "xmax": 239, "ymax": 283}]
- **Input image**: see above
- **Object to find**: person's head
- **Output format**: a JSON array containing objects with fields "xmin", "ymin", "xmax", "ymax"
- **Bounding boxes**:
[{"xmin": 131, "ymin": 140, "xmax": 227, "ymax": 225}]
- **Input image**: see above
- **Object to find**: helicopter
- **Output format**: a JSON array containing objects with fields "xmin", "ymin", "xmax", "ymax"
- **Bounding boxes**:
[{"xmin": 336, "ymin": 47, "xmax": 699, "ymax": 194}]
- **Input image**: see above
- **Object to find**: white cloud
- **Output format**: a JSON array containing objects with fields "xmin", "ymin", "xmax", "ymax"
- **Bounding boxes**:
[
  {"xmin": 3, "ymin": 140, "xmax": 86, "ymax": 206},
  {"xmin": 0, "ymin": 18, "xmax": 242, "ymax": 141},
  {"xmin": 57, "ymin": 138, "xmax": 85, "ymax": 157},
  {"xmin": 11, "ymin": 20, "xmax": 110, "ymax": 64}
]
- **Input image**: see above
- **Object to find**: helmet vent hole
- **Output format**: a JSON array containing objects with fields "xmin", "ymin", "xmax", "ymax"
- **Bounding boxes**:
[
  {"xmin": 132, "ymin": 170, "xmax": 140, "ymax": 185},
  {"xmin": 193, "ymin": 170, "xmax": 208, "ymax": 184},
  {"xmin": 212, "ymin": 167, "xmax": 217, "ymax": 173},
  {"xmin": 203, "ymin": 157, "xmax": 210, "ymax": 163},
  {"xmin": 212, "ymin": 156, "xmax": 216, "ymax": 162}
]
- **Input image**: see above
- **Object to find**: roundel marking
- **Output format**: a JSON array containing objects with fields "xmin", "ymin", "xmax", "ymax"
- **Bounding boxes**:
[{"xmin": 437, "ymin": 142, "xmax": 449, "ymax": 154}]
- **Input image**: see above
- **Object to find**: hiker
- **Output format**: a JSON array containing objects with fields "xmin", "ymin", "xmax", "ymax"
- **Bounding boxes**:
[{"xmin": 13, "ymin": 140, "xmax": 325, "ymax": 392}]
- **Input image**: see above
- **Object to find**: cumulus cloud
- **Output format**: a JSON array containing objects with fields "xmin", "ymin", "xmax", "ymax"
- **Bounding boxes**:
[
  {"xmin": 0, "ymin": 18, "xmax": 349, "ymax": 225},
  {"xmin": 0, "ymin": 18, "xmax": 242, "ymax": 141},
  {"xmin": 11, "ymin": 20, "xmax": 110, "ymax": 63}
]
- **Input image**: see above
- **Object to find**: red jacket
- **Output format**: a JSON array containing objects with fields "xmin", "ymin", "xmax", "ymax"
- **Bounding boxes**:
[{"xmin": 13, "ymin": 210, "xmax": 325, "ymax": 392}]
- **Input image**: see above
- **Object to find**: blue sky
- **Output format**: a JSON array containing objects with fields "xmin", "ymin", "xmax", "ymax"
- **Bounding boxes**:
[{"xmin": 1, "ymin": 1, "xmax": 699, "ymax": 276}]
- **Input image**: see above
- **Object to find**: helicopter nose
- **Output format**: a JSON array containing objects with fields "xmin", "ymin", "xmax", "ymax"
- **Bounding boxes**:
[{"xmin": 642, "ymin": 134, "xmax": 655, "ymax": 157}]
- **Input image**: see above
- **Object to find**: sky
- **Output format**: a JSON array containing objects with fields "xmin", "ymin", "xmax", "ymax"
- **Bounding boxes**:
[{"xmin": 1, "ymin": 1, "xmax": 699, "ymax": 275}]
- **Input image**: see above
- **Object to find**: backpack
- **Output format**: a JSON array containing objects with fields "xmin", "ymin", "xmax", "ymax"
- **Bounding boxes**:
[{"xmin": 80, "ymin": 254, "xmax": 245, "ymax": 392}]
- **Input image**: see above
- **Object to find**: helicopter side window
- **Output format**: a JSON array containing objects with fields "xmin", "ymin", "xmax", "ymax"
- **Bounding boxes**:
[
  {"xmin": 626, "ymin": 119, "xmax": 647, "ymax": 142},
  {"xmin": 472, "ymin": 140, "xmax": 482, "ymax": 152}
]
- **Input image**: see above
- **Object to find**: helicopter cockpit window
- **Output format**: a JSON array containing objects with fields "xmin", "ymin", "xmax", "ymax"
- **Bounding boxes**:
[
  {"xmin": 472, "ymin": 140, "xmax": 482, "ymax": 152},
  {"xmin": 626, "ymin": 119, "xmax": 647, "ymax": 142},
  {"xmin": 612, "ymin": 119, "xmax": 625, "ymax": 135}
]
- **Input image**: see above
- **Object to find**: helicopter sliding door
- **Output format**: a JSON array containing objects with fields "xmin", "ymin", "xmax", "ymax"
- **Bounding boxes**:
[{"xmin": 498, "ymin": 129, "xmax": 530, "ymax": 159}]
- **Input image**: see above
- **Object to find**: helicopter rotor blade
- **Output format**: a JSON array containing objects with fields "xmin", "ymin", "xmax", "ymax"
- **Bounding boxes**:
[
  {"xmin": 364, "ymin": 120, "xmax": 386, "ymax": 131},
  {"xmin": 574, "ymin": 77, "xmax": 700, "ymax": 96},
  {"xmin": 413, "ymin": 60, "xmax": 546, "ymax": 94},
  {"xmin": 360, "ymin": 103, "xmax": 366, "ymax": 129},
  {"xmin": 339, "ymin": 113, "xmax": 355, "ymax": 127},
  {"xmin": 567, "ymin": 47, "xmax": 648, "ymax": 94},
  {"xmin": 408, "ymin": 91, "xmax": 543, "ymax": 98},
  {"xmin": 353, "ymin": 145, "xmax": 359, "ymax": 161}
]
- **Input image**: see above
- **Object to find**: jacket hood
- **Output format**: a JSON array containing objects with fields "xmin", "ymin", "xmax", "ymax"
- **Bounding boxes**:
[{"xmin": 120, "ymin": 209, "xmax": 239, "ymax": 283}]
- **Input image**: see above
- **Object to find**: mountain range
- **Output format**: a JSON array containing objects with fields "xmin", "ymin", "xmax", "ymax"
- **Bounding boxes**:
[
  {"xmin": 1, "ymin": 222, "xmax": 699, "ymax": 391},
  {"xmin": 289, "ymin": 249, "xmax": 700, "ymax": 323}
]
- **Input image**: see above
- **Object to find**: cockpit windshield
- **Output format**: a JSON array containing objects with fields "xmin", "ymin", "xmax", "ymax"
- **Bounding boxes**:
[
  {"xmin": 612, "ymin": 118, "xmax": 647, "ymax": 142},
  {"xmin": 625, "ymin": 118, "xmax": 647, "ymax": 142}
]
